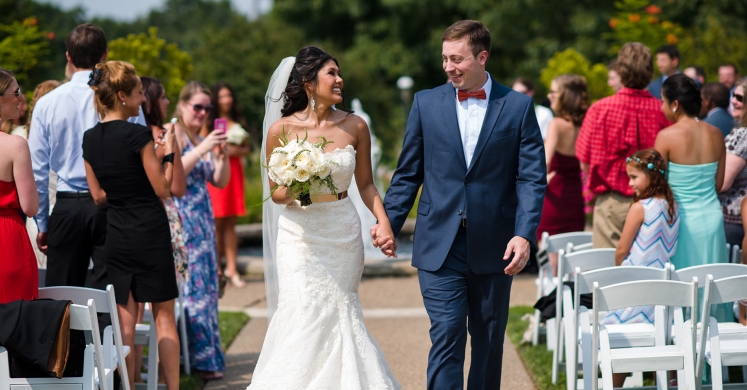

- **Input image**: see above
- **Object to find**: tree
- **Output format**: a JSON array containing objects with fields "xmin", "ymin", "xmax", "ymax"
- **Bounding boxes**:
[
  {"xmin": 0, "ymin": 17, "xmax": 51, "ymax": 82},
  {"xmin": 605, "ymin": 0, "xmax": 683, "ymax": 56},
  {"xmin": 107, "ymin": 27, "xmax": 193, "ymax": 110},
  {"xmin": 540, "ymin": 48, "xmax": 612, "ymax": 103},
  {"xmin": 678, "ymin": 16, "xmax": 747, "ymax": 84}
]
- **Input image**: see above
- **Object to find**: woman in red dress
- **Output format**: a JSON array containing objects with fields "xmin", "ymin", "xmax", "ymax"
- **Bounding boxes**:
[
  {"xmin": 538, "ymin": 74, "xmax": 589, "ymax": 275},
  {"xmin": 0, "ymin": 69, "xmax": 39, "ymax": 303},
  {"xmin": 205, "ymin": 83, "xmax": 250, "ymax": 287}
]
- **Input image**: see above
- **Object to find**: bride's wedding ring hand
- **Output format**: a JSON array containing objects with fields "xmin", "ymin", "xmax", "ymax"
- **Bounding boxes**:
[
  {"xmin": 503, "ymin": 236, "xmax": 530, "ymax": 276},
  {"xmin": 371, "ymin": 223, "xmax": 398, "ymax": 258}
]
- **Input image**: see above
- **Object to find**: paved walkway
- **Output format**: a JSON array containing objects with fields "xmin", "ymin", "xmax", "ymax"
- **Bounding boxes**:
[{"xmin": 205, "ymin": 265, "xmax": 537, "ymax": 390}]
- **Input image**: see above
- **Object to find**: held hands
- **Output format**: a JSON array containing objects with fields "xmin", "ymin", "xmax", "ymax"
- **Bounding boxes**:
[
  {"xmin": 37, "ymin": 232, "xmax": 48, "ymax": 255},
  {"xmin": 503, "ymin": 236, "xmax": 530, "ymax": 276},
  {"xmin": 370, "ymin": 224, "xmax": 398, "ymax": 258}
]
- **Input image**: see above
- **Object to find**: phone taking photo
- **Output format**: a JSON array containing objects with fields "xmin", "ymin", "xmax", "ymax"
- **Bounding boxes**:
[{"xmin": 214, "ymin": 118, "xmax": 227, "ymax": 134}]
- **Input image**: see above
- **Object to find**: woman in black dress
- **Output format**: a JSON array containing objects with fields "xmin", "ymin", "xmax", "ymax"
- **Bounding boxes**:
[{"xmin": 82, "ymin": 61, "xmax": 180, "ymax": 390}]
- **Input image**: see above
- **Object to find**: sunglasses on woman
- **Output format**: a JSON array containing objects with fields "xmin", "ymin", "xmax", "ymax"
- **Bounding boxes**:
[
  {"xmin": 190, "ymin": 103, "xmax": 214, "ymax": 113},
  {"xmin": 736, "ymin": 94, "xmax": 744, "ymax": 103},
  {"xmin": 2, "ymin": 87, "xmax": 22, "ymax": 97}
]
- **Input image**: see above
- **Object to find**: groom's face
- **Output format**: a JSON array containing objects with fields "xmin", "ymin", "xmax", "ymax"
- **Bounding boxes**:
[{"xmin": 442, "ymin": 37, "xmax": 488, "ymax": 92}]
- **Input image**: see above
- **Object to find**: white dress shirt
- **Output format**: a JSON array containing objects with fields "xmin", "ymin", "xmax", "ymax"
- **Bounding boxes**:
[
  {"xmin": 535, "ymin": 104, "xmax": 554, "ymax": 139},
  {"xmin": 28, "ymin": 70, "xmax": 146, "ymax": 232},
  {"xmin": 455, "ymin": 73, "xmax": 492, "ymax": 167}
]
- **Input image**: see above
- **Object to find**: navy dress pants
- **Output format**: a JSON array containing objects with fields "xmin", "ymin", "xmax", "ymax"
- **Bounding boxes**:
[{"xmin": 418, "ymin": 227, "xmax": 513, "ymax": 390}]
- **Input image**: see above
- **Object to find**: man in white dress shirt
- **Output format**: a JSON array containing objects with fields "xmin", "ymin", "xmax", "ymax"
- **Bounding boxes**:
[
  {"xmin": 28, "ymin": 24, "xmax": 145, "ymax": 289},
  {"xmin": 512, "ymin": 77, "xmax": 553, "ymax": 139}
]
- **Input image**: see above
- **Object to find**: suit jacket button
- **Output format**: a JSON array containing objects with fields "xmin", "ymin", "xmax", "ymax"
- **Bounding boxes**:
[
  {"xmin": 457, "ymin": 210, "xmax": 463, "ymax": 215},
  {"xmin": 466, "ymin": 182, "xmax": 470, "ymax": 186}
]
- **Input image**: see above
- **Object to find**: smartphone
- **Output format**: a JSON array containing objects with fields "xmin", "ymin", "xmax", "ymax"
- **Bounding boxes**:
[{"xmin": 214, "ymin": 118, "xmax": 227, "ymax": 134}]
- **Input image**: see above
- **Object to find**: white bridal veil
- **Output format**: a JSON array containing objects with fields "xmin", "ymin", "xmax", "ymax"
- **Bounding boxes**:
[{"xmin": 262, "ymin": 56, "xmax": 295, "ymax": 322}]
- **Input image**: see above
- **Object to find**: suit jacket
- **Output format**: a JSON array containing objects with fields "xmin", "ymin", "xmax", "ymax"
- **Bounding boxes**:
[
  {"xmin": 648, "ymin": 76, "xmax": 664, "ymax": 100},
  {"xmin": 384, "ymin": 78, "xmax": 547, "ymax": 274},
  {"xmin": 704, "ymin": 107, "xmax": 736, "ymax": 138}
]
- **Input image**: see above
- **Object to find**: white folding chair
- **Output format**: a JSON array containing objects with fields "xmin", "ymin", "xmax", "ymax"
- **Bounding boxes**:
[
  {"xmin": 572, "ymin": 264, "xmax": 671, "ymax": 390},
  {"xmin": 1, "ymin": 300, "xmax": 112, "ymax": 390},
  {"xmin": 730, "ymin": 245, "xmax": 742, "ymax": 264},
  {"xmin": 551, "ymin": 248, "xmax": 616, "ymax": 384},
  {"xmin": 698, "ymin": 274, "xmax": 747, "ymax": 389},
  {"xmin": 37, "ymin": 285, "xmax": 131, "ymax": 390},
  {"xmin": 534, "ymin": 231, "xmax": 593, "ymax": 347},
  {"xmin": 592, "ymin": 278, "xmax": 699, "ymax": 390}
]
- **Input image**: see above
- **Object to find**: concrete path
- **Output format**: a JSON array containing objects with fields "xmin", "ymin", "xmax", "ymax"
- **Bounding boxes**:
[{"xmin": 205, "ymin": 266, "xmax": 537, "ymax": 390}]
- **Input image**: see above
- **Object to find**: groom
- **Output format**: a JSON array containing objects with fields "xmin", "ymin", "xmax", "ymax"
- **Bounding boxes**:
[{"xmin": 373, "ymin": 20, "xmax": 546, "ymax": 389}]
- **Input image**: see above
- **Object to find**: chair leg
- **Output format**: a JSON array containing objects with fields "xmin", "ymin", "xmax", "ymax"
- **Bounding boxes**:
[
  {"xmin": 532, "ymin": 310, "xmax": 541, "ymax": 346},
  {"xmin": 147, "ymin": 324, "xmax": 158, "ymax": 390}
]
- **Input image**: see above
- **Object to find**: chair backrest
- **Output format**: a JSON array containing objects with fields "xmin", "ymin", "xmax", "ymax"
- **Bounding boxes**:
[
  {"xmin": 594, "ymin": 279, "xmax": 698, "ymax": 313},
  {"xmin": 558, "ymin": 248, "xmax": 616, "ymax": 279},
  {"xmin": 546, "ymin": 231, "xmax": 593, "ymax": 253},
  {"xmin": 704, "ymin": 274, "xmax": 747, "ymax": 306},
  {"xmin": 672, "ymin": 263, "xmax": 747, "ymax": 287},
  {"xmin": 731, "ymin": 245, "xmax": 742, "ymax": 264},
  {"xmin": 38, "ymin": 285, "xmax": 112, "ymax": 313},
  {"xmin": 569, "ymin": 242, "xmax": 593, "ymax": 253},
  {"xmin": 575, "ymin": 264, "xmax": 671, "ymax": 296}
]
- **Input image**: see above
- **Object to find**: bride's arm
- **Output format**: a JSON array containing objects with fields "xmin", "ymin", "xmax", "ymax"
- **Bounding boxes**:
[
  {"xmin": 353, "ymin": 118, "xmax": 396, "ymax": 256},
  {"xmin": 268, "ymin": 122, "xmax": 294, "ymax": 205}
]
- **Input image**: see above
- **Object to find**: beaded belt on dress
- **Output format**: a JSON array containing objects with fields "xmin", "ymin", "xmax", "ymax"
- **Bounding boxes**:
[{"xmin": 309, "ymin": 191, "xmax": 348, "ymax": 203}]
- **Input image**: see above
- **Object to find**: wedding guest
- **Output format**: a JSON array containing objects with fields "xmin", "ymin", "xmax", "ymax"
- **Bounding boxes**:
[
  {"xmin": 648, "ymin": 45, "xmax": 680, "ymax": 100},
  {"xmin": 655, "ymin": 74, "xmax": 730, "ymax": 321},
  {"xmin": 83, "ymin": 61, "xmax": 180, "ymax": 390},
  {"xmin": 684, "ymin": 65, "xmax": 706, "ymax": 87},
  {"xmin": 512, "ymin": 77, "xmax": 553, "ymax": 139},
  {"xmin": 607, "ymin": 59, "xmax": 623, "ymax": 92},
  {"xmin": 204, "ymin": 82, "xmax": 250, "ymax": 288},
  {"xmin": 719, "ymin": 92, "xmax": 747, "ymax": 247},
  {"xmin": 719, "ymin": 63, "xmax": 740, "ymax": 93},
  {"xmin": 134, "ymin": 76, "xmax": 187, "ymax": 383},
  {"xmin": 28, "ymin": 23, "xmax": 146, "ymax": 289},
  {"xmin": 701, "ymin": 82, "xmax": 734, "ymax": 137},
  {"xmin": 731, "ymin": 78, "xmax": 746, "ymax": 123},
  {"xmin": 602, "ymin": 148, "xmax": 679, "ymax": 388},
  {"xmin": 577, "ymin": 42, "xmax": 670, "ymax": 248},
  {"xmin": 24, "ymin": 80, "xmax": 61, "ymax": 267},
  {"xmin": 538, "ymin": 74, "xmax": 587, "ymax": 275},
  {"xmin": 0, "ymin": 69, "xmax": 38, "ymax": 304},
  {"xmin": 1, "ymin": 95, "xmax": 27, "ymax": 136},
  {"xmin": 172, "ymin": 81, "xmax": 230, "ymax": 379}
]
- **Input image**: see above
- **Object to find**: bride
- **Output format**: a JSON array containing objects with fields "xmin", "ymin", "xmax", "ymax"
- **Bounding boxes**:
[{"xmin": 248, "ymin": 47, "xmax": 401, "ymax": 389}]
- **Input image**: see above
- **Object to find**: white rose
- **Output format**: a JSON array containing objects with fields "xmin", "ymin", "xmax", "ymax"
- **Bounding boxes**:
[
  {"xmin": 294, "ymin": 150, "xmax": 311, "ymax": 169},
  {"xmin": 268, "ymin": 151, "xmax": 284, "ymax": 168},
  {"xmin": 294, "ymin": 167, "xmax": 311, "ymax": 182},
  {"xmin": 317, "ymin": 163, "xmax": 331, "ymax": 179}
]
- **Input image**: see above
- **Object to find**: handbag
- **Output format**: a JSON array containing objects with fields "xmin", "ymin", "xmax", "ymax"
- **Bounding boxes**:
[{"xmin": 163, "ymin": 197, "xmax": 189, "ymax": 282}]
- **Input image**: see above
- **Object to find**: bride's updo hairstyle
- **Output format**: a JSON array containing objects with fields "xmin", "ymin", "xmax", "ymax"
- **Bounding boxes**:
[
  {"xmin": 88, "ymin": 61, "xmax": 139, "ymax": 118},
  {"xmin": 662, "ymin": 74, "xmax": 701, "ymax": 118},
  {"xmin": 281, "ymin": 46, "xmax": 351, "ymax": 117}
]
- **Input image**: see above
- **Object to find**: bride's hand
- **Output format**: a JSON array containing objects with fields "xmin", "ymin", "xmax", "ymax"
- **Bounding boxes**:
[{"xmin": 373, "ymin": 223, "xmax": 398, "ymax": 258}]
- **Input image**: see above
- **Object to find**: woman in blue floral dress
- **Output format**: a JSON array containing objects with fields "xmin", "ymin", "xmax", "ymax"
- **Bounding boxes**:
[{"xmin": 173, "ymin": 81, "xmax": 230, "ymax": 379}]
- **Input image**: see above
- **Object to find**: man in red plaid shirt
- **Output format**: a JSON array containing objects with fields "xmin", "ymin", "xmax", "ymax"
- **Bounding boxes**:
[{"xmin": 576, "ymin": 42, "xmax": 671, "ymax": 248}]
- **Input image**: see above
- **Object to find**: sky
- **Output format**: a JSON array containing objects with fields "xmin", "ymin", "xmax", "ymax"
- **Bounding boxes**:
[{"xmin": 37, "ymin": 0, "xmax": 273, "ymax": 21}]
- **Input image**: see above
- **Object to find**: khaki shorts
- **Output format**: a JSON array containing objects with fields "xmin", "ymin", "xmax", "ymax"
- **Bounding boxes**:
[{"xmin": 592, "ymin": 192, "xmax": 633, "ymax": 249}]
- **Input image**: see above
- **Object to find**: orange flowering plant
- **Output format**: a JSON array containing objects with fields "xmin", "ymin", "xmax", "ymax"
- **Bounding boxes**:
[{"xmin": 605, "ymin": 0, "xmax": 682, "ymax": 56}]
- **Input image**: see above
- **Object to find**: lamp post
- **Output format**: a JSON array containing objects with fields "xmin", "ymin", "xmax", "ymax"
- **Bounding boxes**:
[{"xmin": 396, "ymin": 76, "xmax": 414, "ymax": 128}]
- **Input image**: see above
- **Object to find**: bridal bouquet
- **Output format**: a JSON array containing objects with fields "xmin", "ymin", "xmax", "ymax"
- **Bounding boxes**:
[{"xmin": 266, "ymin": 128, "xmax": 338, "ymax": 206}]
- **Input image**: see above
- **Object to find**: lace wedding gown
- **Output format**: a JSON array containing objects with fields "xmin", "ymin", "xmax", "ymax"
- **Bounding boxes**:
[{"xmin": 248, "ymin": 145, "xmax": 400, "ymax": 390}]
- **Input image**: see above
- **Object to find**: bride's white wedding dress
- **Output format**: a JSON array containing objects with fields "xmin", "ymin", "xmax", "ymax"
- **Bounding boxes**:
[{"xmin": 248, "ymin": 145, "xmax": 400, "ymax": 390}]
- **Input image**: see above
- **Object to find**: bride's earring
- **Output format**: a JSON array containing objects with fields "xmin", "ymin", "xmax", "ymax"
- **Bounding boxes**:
[
  {"xmin": 122, "ymin": 101, "xmax": 126, "ymax": 106},
  {"xmin": 310, "ymin": 95, "xmax": 316, "ymax": 111}
]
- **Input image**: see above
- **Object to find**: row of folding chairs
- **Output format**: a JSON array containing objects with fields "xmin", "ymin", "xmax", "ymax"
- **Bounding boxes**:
[{"xmin": 550, "ymin": 246, "xmax": 747, "ymax": 389}]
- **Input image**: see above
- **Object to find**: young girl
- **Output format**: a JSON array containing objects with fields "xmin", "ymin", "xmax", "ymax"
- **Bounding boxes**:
[
  {"xmin": 602, "ymin": 148, "xmax": 679, "ymax": 323},
  {"xmin": 601, "ymin": 148, "xmax": 680, "ymax": 388}
]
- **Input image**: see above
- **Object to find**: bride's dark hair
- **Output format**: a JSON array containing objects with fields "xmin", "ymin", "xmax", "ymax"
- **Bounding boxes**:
[{"xmin": 281, "ymin": 46, "xmax": 351, "ymax": 117}]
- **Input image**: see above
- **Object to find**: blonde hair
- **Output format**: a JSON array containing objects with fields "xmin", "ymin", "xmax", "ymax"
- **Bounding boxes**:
[
  {"xmin": 89, "ymin": 61, "xmax": 139, "ymax": 118},
  {"xmin": 174, "ymin": 81, "xmax": 212, "ymax": 146},
  {"xmin": 25, "ymin": 80, "xmax": 62, "ymax": 138},
  {"xmin": 552, "ymin": 74, "xmax": 589, "ymax": 127},
  {"xmin": 0, "ymin": 69, "xmax": 16, "ymax": 133}
]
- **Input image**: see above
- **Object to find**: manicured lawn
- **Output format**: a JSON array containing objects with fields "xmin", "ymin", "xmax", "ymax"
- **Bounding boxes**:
[
  {"xmin": 179, "ymin": 311, "xmax": 250, "ymax": 390},
  {"xmin": 506, "ymin": 306, "xmax": 567, "ymax": 389}
]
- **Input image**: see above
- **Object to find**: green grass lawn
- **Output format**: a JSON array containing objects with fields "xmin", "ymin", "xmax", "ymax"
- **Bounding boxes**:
[
  {"xmin": 178, "ymin": 311, "xmax": 250, "ymax": 390},
  {"xmin": 507, "ymin": 306, "xmax": 568, "ymax": 389}
]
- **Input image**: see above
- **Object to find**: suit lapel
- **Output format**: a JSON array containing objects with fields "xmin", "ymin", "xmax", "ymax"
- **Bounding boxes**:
[
  {"xmin": 442, "ymin": 88, "xmax": 467, "ymax": 169},
  {"xmin": 467, "ymin": 79, "xmax": 505, "ymax": 175}
]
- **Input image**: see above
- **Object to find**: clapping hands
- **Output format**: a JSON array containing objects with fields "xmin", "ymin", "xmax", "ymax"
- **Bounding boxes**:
[{"xmin": 370, "ymin": 224, "xmax": 398, "ymax": 258}]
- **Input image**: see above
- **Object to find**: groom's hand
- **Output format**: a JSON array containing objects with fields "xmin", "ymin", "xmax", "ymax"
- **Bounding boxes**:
[
  {"xmin": 370, "ymin": 224, "xmax": 398, "ymax": 258},
  {"xmin": 503, "ymin": 236, "xmax": 530, "ymax": 276}
]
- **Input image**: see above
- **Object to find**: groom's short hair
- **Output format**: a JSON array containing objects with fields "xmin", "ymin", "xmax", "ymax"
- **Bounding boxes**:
[
  {"xmin": 616, "ymin": 42, "xmax": 654, "ymax": 90},
  {"xmin": 442, "ymin": 20, "xmax": 491, "ymax": 58}
]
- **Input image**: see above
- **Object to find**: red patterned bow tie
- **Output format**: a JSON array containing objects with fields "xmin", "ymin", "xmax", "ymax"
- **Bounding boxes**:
[{"xmin": 457, "ymin": 89, "xmax": 487, "ymax": 101}]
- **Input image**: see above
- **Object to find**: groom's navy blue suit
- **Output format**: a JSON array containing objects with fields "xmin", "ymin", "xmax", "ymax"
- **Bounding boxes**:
[{"xmin": 384, "ymin": 76, "xmax": 546, "ymax": 389}]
